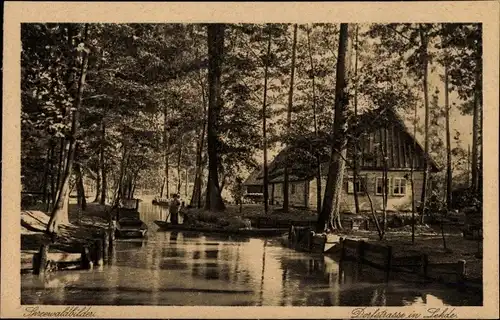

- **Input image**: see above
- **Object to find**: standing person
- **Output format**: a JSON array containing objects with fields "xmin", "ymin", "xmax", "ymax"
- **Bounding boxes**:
[{"xmin": 169, "ymin": 193, "xmax": 181, "ymax": 225}]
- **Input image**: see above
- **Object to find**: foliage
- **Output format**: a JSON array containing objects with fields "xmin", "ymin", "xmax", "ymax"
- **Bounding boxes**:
[{"xmin": 21, "ymin": 23, "xmax": 481, "ymax": 222}]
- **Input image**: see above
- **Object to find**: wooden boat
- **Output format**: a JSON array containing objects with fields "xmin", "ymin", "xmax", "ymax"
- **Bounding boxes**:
[
  {"xmin": 152, "ymin": 197, "xmax": 169, "ymax": 206},
  {"xmin": 154, "ymin": 220, "xmax": 288, "ymax": 237},
  {"xmin": 115, "ymin": 217, "xmax": 148, "ymax": 238}
]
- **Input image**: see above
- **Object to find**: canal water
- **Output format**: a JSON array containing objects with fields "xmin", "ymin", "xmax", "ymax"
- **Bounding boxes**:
[{"xmin": 21, "ymin": 199, "xmax": 482, "ymax": 306}]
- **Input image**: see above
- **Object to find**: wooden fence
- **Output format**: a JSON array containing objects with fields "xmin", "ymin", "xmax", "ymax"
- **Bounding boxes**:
[
  {"xmin": 339, "ymin": 238, "xmax": 392, "ymax": 281},
  {"xmin": 337, "ymin": 237, "xmax": 469, "ymax": 287},
  {"xmin": 288, "ymin": 226, "xmax": 339, "ymax": 254}
]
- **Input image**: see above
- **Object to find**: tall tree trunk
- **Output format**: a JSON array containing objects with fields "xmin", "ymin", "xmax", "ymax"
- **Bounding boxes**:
[
  {"xmin": 411, "ymin": 101, "xmax": 417, "ymax": 244},
  {"xmin": 262, "ymin": 30, "xmax": 272, "ymax": 214},
  {"xmin": 190, "ymin": 101, "xmax": 207, "ymax": 207},
  {"xmin": 185, "ymin": 167, "xmax": 189, "ymax": 199},
  {"xmin": 382, "ymin": 127, "xmax": 389, "ymax": 232},
  {"xmin": 99, "ymin": 120, "xmax": 107, "ymax": 205},
  {"xmin": 176, "ymin": 141, "xmax": 183, "ymax": 194},
  {"xmin": 204, "ymin": 23, "xmax": 226, "ymax": 211},
  {"xmin": 467, "ymin": 144, "xmax": 471, "ymax": 187},
  {"xmin": 317, "ymin": 23, "xmax": 350, "ymax": 233},
  {"xmin": 42, "ymin": 146, "xmax": 50, "ymax": 205},
  {"xmin": 48, "ymin": 140, "xmax": 56, "ymax": 211},
  {"xmin": 419, "ymin": 25, "xmax": 430, "ymax": 223},
  {"xmin": 198, "ymin": 154, "xmax": 207, "ymax": 208},
  {"xmin": 113, "ymin": 147, "xmax": 129, "ymax": 205},
  {"xmin": 131, "ymin": 175, "xmax": 138, "ymax": 199},
  {"xmin": 306, "ymin": 25, "xmax": 322, "ymax": 215},
  {"xmin": 128, "ymin": 174, "xmax": 134, "ymax": 199},
  {"xmin": 444, "ymin": 55, "xmax": 452, "ymax": 211},
  {"xmin": 47, "ymin": 24, "xmax": 89, "ymax": 235},
  {"xmin": 53, "ymin": 24, "xmax": 76, "ymax": 205},
  {"xmin": 74, "ymin": 160, "xmax": 87, "ymax": 211},
  {"xmin": 93, "ymin": 154, "xmax": 101, "ymax": 203},
  {"xmin": 130, "ymin": 169, "xmax": 139, "ymax": 199},
  {"xmin": 471, "ymin": 55, "xmax": 482, "ymax": 193},
  {"xmin": 352, "ymin": 24, "xmax": 360, "ymax": 215},
  {"xmin": 54, "ymin": 138, "xmax": 65, "ymax": 203},
  {"xmin": 190, "ymin": 37, "xmax": 208, "ymax": 208},
  {"xmin": 165, "ymin": 106, "xmax": 170, "ymax": 199},
  {"xmin": 159, "ymin": 176, "xmax": 165, "ymax": 198},
  {"xmin": 362, "ymin": 177, "xmax": 384, "ymax": 240},
  {"xmin": 283, "ymin": 24, "xmax": 298, "ymax": 213},
  {"xmin": 220, "ymin": 174, "xmax": 228, "ymax": 193}
]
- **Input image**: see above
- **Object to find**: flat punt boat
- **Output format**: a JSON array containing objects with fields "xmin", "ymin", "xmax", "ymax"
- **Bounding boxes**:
[
  {"xmin": 154, "ymin": 220, "xmax": 287, "ymax": 237},
  {"xmin": 115, "ymin": 217, "xmax": 148, "ymax": 238},
  {"xmin": 152, "ymin": 197, "xmax": 169, "ymax": 206}
]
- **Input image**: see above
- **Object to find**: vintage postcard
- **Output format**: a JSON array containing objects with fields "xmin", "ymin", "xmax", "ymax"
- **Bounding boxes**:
[{"xmin": 2, "ymin": 1, "xmax": 499, "ymax": 319}]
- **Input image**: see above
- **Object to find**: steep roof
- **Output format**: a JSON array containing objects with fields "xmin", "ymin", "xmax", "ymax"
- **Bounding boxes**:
[
  {"xmin": 243, "ymin": 167, "xmax": 263, "ymax": 186},
  {"xmin": 260, "ymin": 106, "xmax": 441, "ymax": 184}
]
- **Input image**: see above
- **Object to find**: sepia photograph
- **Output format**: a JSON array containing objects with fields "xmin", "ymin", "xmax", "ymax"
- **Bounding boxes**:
[{"xmin": 2, "ymin": 1, "xmax": 499, "ymax": 319}]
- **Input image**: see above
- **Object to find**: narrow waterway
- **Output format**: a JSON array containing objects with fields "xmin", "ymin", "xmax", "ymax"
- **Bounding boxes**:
[{"xmin": 21, "ymin": 199, "xmax": 482, "ymax": 306}]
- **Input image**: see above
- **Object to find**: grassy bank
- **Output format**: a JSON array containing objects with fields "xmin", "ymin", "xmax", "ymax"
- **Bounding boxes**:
[{"xmin": 184, "ymin": 204, "xmax": 316, "ymax": 222}]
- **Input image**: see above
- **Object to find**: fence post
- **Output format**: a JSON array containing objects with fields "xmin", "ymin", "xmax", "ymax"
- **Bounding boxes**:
[
  {"xmin": 108, "ymin": 227, "xmax": 115, "ymax": 256},
  {"xmin": 103, "ymin": 230, "xmax": 109, "ymax": 261},
  {"xmin": 385, "ymin": 245, "xmax": 393, "ymax": 282},
  {"xmin": 308, "ymin": 230, "xmax": 314, "ymax": 252},
  {"xmin": 357, "ymin": 240, "xmax": 365, "ymax": 263},
  {"xmin": 94, "ymin": 239, "xmax": 104, "ymax": 266},
  {"xmin": 80, "ymin": 246, "xmax": 92, "ymax": 270},
  {"xmin": 420, "ymin": 254, "xmax": 428, "ymax": 278},
  {"xmin": 357, "ymin": 240, "xmax": 365, "ymax": 274},
  {"xmin": 288, "ymin": 225, "xmax": 294, "ymax": 244},
  {"xmin": 457, "ymin": 259, "xmax": 466, "ymax": 287},
  {"xmin": 339, "ymin": 237, "xmax": 345, "ymax": 261},
  {"xmin": 33, "ymin": 244, "xmax": 49, "ymax": 275}
]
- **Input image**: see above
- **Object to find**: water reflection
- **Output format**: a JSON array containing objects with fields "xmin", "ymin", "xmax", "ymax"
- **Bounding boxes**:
[{"xmin": 21, "ymin": 199, "xmax": 482, "ymax": 306}]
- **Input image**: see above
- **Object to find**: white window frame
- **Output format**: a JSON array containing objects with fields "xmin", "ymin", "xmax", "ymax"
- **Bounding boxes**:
[
  {"xmin": 375, "ymin": 177, "xmax": 390, "ymax": 196},
  {"xmin": 392, "ymin": 177, "xmax": 407, "ymax": 196}
]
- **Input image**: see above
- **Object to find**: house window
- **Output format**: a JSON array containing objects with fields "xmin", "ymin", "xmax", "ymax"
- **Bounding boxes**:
[
  {"xmin": 291, "ymin": 184, "xmax": 296, "ymax": 195},
  {"xmin": 347, "ymin": 176, "xmax": 366, "ymax": 194},
  {"xmin": 375, "ymin": 177, "xmax": 390, "ymax": 196},
  {"xmin": 247, "ymin": 185, "xmax": 263, "ymax": 194},
  {"xmin": 392, "ymin": 178, "xmax": 407, "ymax": 196}
]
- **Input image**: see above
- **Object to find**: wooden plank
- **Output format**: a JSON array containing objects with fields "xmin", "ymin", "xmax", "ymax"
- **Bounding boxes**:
[
  {"xmin": 33, "ymin": 244, "xmax": 49, "ymax": 275},
  {"xmin": 408, "ymin": 142, "xmax": 415, "ymax": 168},
  {"xmin": 363, "ymin": 241, "xmax": 390, "ymax": 255},
  {"xmin": 46, "ymin": 252, "xmax": 82, "ymax": 263},
  {"xmin": 93, "ymin": 239, "xmax": 104, "ymax": 266},
  {"xmin": 276, "ymin": 219, "xmax": 291, "ymax": 229},
  {"xmin": 343, "ymin": 239, "xmax": 359, "ymax": 249},
  {"xmin": 389, "ymin": 126, "xmax": 395, "ymax": 167},
  {"xmin": 271, "ymin": 183, "xmax": 275, "ymax": 205},
  {"xmin": 397, "ymin": 127, "xmax": 403, "ymax": 168},
  {"xmin": 402, "ymin": 134, "xmax": 408, "ymax": 167},
  {"xmin": 80, "ymin": 246, "xmax": 92, "ymax": 269},
  {"xmin": 393, "ymin": 255, "xmax": 423, "ymax": 266},
  {"xmin": 427, "ymin": 262, "xmax": 461, "ymax": 274}
]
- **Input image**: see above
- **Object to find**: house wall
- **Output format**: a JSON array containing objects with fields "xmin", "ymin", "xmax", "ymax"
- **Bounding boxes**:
[
  {"xmin": 307, "ymin": 170, "xmax": 424, "ymax": 213},
  {"xmin": 271, "ymin": 181, "xmax": 308, "ymax": 208},
  {"xmin": 245, "ymin": 185, "xmax": 264, "ymax": 194}
]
